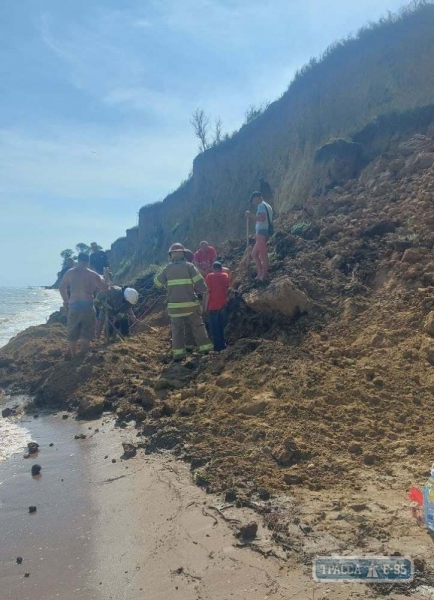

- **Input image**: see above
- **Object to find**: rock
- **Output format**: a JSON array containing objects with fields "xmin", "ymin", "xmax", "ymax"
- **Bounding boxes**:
[
  {"xmin": 225, "ymin": 489, "xmax": 237, "ymax": 502},
  {"xmin": 424, "ymin": 312, "xmax": 434, "ymax": 337},
  {"xmin": 258, "ymin": 489, "xmax": 271, "ymax": 501},
  {"xmin": 389, "ymin": 158, "xmax": 405, "ymax": 173},
  {"xmin": 74, "ymin": 434, "xmax": 86, "ymax": 440},
  {"xmin": 402, "ymin": 248, "xmax": 426, "ymax": 264},
  {"xmin": 121, "ymin": 443, "xmax": 137, "ymax": 459},
  {"xmin": 49, "ymin": 443, "xmax": 54, "ymax": 447},
  {"xmin": 24, "ymin": 573, "xmax": 30, "ymax": 578},
  {"xmin": 348, "ymin": 442, "xmax": 362, "ymax": 455},
  {"xmin": 16, "ymin": 557, "xmax": 23, "ymax": 564},
  {"xmin": 62, "ymin": 414, "xmax": 69, "ymax": 419},
  {"xmin": 273, "ymin": 439, "xmax": 302, "ymax": 466},
  {"xmin": 244, "ymin": 276, "xmax": 310, "ymax": 317},
  {"xmin": 178, "ymin": 401, "xmax": 196, "ymax": 416},
  {"xmin": 361, "ymin": 220, "xmax": 396, "ymax": 238},
  {"xmin": 31, "ymin": 464, "xmax": 41, "ymax": 476},
  {"xmin": 363, "ymin": 453, "xmax": 378, "ymax": 466},
  {"xmin": 216, "ymin": 374, "xmax": 236, "ymax": 388},
  {"xmin": 283, "ymin": 474, "xmax": 303, "ymax": 485},
  {"xmin": 407, "ymin": 444, "xmax": 417, "ymax": 455},
  {"xmin": 238, "ymin": 521, "xmax": 258, "ymax": 541},
  {"xmin": 237, "ymin": 400, "xmax": 268, "ymax": 416},
  {"xmin": 154, "ymin": 378, "xmax": 185, "ymax": 391},
  {"xmin": 112, "ymin": 459, "xmax": 117, "ymax": 463},
  {"xmin": 415, "ymin": 152, "xmax": 434, "ymax": 170},
  {"xmin": 77, "ymin": 396, "xmax": 106, "ymax": 419},
  {"xmin": 27, "ymin": 442, "xmax": 39, "ymax": 455},
  {"xmin": 28, "ymin": 506, "xmax": 37, "ymax": 514},
  {"xmin": 33, "ymin": 414, "xmax": 39, "ymax": 419},
  {"xmin": 349, "ymin": 503, "xmax": 369, "ymax": 512},
  {"xmin": 1, "ymin": 407, "xmax": 17, "ymax": 418}
]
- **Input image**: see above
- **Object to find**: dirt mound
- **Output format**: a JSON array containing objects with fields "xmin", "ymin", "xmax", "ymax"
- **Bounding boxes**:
[{"xmin": 4, "ymin": 131, "xmax": 434, "ymax": 563}]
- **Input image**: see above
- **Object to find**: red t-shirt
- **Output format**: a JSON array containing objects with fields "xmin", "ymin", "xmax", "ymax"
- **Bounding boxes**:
[
  {"xmin": 194, "ymin": 246, "xmax": 217, "ymax": 275},
  {"xmin": 205, "ymin": 272, "xmax": 229, "ymax": 311}
]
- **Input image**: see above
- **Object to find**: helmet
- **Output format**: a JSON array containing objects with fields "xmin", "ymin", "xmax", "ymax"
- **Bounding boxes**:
[
  {"xmin": 123, "ymin": 288, "xmax": 139, "ymax": 305},
  {"xmin": 168, "ymin": 243, "xmax": 186, "ymax": 254}
]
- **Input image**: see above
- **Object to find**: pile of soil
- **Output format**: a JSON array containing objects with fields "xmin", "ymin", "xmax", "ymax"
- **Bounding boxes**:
[{"xmin": 3, "ymin": 132, "xmax": 434, "ymax": 578}]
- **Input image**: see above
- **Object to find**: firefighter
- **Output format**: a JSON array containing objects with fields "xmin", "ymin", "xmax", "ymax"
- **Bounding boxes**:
[{"xmin": 154, "ymin": 243, "xmax": 213, "ymax": 361}]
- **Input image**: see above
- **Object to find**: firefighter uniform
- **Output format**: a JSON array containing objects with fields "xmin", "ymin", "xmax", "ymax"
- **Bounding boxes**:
[{"xmin": 154, "ymin": 257, "xmax": 213, "ymax": 359}]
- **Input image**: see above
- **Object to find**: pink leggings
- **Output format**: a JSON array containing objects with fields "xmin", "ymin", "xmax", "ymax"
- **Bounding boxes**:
[{"xmin": 252, "ymin": 234, "xmax": 269, "ymax": 279}]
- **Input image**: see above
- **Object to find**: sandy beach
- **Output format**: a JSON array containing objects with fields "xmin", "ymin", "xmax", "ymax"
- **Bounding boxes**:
[
  {"xmin": 1, "ymin": 411, "xmax": 312, "ymax": 600},
  {"xmin": 1, "ymin": 409, "xmax": 430, "ymax": 600}
]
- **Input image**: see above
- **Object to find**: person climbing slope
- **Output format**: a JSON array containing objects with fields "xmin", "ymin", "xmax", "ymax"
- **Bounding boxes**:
[
  {"xmin": 245, "ymin": 191, "xmax": 273, "ymax": 281},
  {"xmin": 154, "ymin": 243, "xmax": 213, "ymax": 361}
]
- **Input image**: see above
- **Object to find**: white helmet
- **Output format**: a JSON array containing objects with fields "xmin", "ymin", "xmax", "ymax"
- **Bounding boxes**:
[{"xmin": 123, "ymin": 287, "xmax": 139, "ymax": 305}]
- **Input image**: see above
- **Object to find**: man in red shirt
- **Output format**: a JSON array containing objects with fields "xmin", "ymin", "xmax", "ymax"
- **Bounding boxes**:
[
  {"xmin": 194, "ymin": 241, "xmax": 217, "ymax": 277},
  {"xmin": 205, "ymin": 261, "xmax": 229, "ymax": 352}
]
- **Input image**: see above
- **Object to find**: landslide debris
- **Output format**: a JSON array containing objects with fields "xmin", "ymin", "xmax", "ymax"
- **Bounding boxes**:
[{"xmin": 3, "ymin": 131, "xmax": 434, "ymax": 563}]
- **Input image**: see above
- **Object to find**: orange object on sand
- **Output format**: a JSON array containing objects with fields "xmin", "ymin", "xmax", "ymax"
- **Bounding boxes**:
[{"xmin": 408, "ymin": 487, "xmax": 423, "ymax": 505}]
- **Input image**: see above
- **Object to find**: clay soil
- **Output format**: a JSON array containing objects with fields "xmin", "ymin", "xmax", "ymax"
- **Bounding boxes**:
[{"xmin": 3, "ymin": 133, "xmax": 434, "ymax": 595}]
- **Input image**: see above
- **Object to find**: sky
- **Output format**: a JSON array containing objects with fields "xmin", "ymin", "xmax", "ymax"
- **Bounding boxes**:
[{"xmin": 0, "ymin": 0, "xmax": 409, "ymax": 286}]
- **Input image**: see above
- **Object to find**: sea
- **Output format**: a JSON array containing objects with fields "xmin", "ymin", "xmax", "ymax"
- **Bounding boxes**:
[
  {"xmin": 0, "ymin": 286, "xmax": 61, "ymax": 349},
  {"xmin": 0, "ymin": 287, "xmax": 62, "ymax": 463}
]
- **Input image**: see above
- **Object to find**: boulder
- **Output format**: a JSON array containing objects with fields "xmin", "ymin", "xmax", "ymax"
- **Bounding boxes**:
[
  {"xmin": 244, "ymin": 277, "xmax": 310, "ymax": 318},
  {"xmin": 121, "ymin": 442, "xmax": 137, "ymax": 459},
  {"xmin": 389, "ymin": 158, "xmax": 405, "ymax": 173},
  {"xmin": 2, "ymin": 407, "xmax": 17, "ymax": 418},
  {"xmin": 237, "ymin": 521, "xmax": 258, "ymax": 541},
  {"xmin": 77, "ymin": 396, "xmax": 106, "ymax": 419}
]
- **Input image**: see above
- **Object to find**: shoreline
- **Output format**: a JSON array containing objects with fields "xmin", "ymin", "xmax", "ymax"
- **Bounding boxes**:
[{"xmin": 0, "ymin": 411, "xmax": 326, "ymax": 600}]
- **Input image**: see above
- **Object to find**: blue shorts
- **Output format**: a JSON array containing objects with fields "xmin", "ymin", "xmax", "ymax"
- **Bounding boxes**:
[{"xmin": 256, "ymin": 230, "xmax": 270, "ymax": 241}]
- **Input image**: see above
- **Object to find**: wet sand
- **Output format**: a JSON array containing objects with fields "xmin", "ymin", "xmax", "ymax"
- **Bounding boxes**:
[
  {"xmin": 0, "ymin": 412, "xmax": 427, "ymax": 600},
  {"xmin": 0, "ymin": 413, "xmax": 100, "ymax": 600}
]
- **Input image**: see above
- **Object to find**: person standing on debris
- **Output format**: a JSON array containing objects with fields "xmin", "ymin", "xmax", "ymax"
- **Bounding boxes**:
[
  {"xmin": 95, "ymin": 286, "xmax": 139, "ymax": 339},
  {"xmin": 245, "ymin": 191, "xmax": 273, "ymax": 281},
  {"xmin": 89, "ymin": 242, "xmax": 110, "ymax": 275},
  {"xmin": 193, "ymin": 241, "xmax": 217, "ymax": 277},
  {"xmin": 205, "ymin": 261, "xmax": 230, "ymax": 352},
  {"xmin": 154, "ymin": 243, "xmax": 213, "ymax": 361},
  {"xmin": 59, "ymin": 253, "xmax": 108, "ymax": 357}
]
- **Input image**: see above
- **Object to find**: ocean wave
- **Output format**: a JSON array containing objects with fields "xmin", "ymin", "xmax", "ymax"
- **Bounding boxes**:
[{"xmin": 0, "ymin": 419, "xmax": 31, "ymax": 464}]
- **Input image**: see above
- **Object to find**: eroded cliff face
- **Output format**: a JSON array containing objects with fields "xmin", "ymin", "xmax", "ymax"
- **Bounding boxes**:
[{"xmin": 110, "ymin": 4, "xmax": 434, "ymax": 279}]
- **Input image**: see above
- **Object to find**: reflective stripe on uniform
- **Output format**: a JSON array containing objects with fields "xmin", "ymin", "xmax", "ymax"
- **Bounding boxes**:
[
  {"xmin": 167, "ymin": 279, "xmax": 193, "ymax": 286},
  {"xmin": 192, "ymin": 274, "xmax": 202, "ymax": 283},
  {"xmin": 154, "ymin": 275, "xmax": 164, "ymax": 288},
  {"xmin": 198, "ymin": 344, "xmax": 213, "ymax": 353},
  {"xmin": 167, "ymin": 301, "xmax": 199, "ymax": 309}
]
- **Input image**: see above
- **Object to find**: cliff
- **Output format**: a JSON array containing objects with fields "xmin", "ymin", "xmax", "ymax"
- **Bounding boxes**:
[{"xmin": 111, "ymin": 2, "xmax": 434, "ymax": 279}]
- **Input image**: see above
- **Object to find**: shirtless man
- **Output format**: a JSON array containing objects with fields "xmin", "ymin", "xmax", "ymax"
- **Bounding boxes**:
[{"xmin": 59, "ymin": 253, "xmax": 108, "ymax": 356}]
